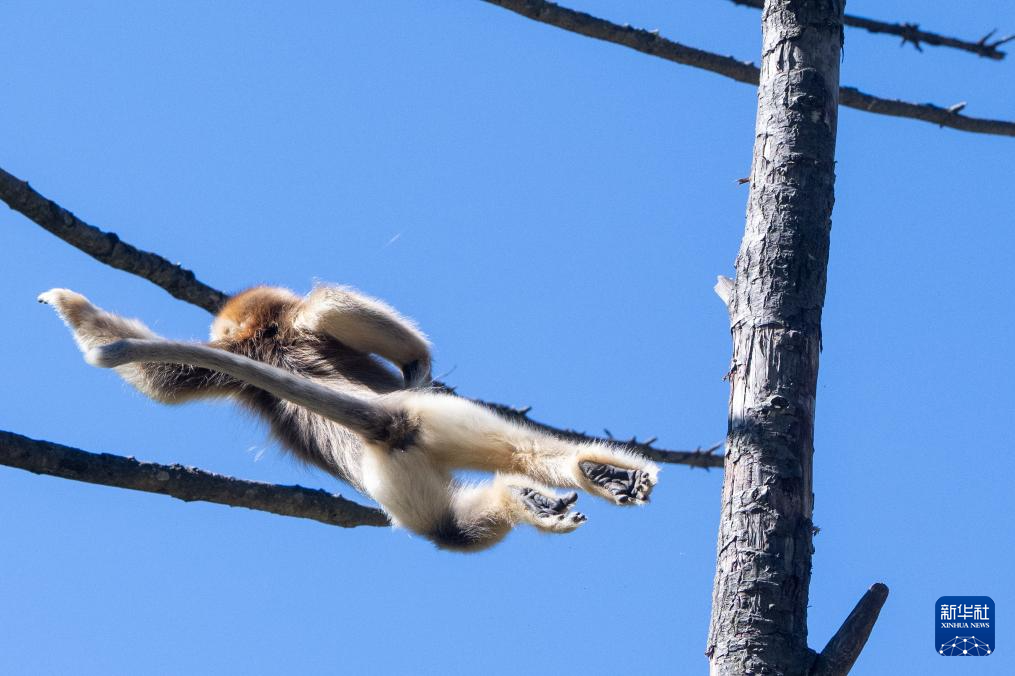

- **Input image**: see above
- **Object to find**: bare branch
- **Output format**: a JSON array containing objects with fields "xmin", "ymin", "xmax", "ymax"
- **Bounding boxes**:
[
  {"xmin": 0, "ymin": 167, "xmax": 228, "ymax": 313},
  {"xmin": 480, "ymin": 0, "xmax": 1015, "ymax": 137},
  {"xmin": 456, "ymin": 389, "xmax": 725, "ymax": 469},
  {"xmin": 0, "ymin": 430, "xmax": 389, "ymax": 528},
  {"xmin": 481, "ymin": 1, "xmax": 761, "ymax": 83},
  {"xmin": 811, "ymin": 583, "xmax": 890, "ymax": 676},
  {"xmin": 730, "ymin": 0, "xmax": 1011, "ymax": 60},
  {"xmin": 2, "ymin": 166, "xmax": 721, "ymax": 470},
  {"xmin": 834, "ymin": 88, "xmax": 1014, "ymax": 135}
]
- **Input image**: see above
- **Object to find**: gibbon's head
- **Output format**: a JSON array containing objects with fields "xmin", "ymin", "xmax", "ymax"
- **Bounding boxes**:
[{"xmin": 211, "ymin": 286, "xmax": 300, "ymax": 342}]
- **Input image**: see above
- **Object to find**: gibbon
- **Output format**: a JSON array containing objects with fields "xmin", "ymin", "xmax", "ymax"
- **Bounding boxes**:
[{"xmin": 39, "ymin": 285, "xmax": 658, "ymax": 551}]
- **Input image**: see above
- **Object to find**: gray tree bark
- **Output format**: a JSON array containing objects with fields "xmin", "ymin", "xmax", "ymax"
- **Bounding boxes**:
[{"xmin": 707, "ymin": 1, "xmax": 845, "ymax": 674}]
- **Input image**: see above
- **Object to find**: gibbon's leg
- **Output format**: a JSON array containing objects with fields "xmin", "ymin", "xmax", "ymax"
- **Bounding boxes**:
[
  {"xmin": 87, "ymin": 336, "xmax": 658, "ymax": 506},
  {"xmin": 39, "ymin": 289, "xmax": 238, "ymax": 403},
  {"xmin": 87, "ymin": 338, "xmax": 586, "ymax": 550},
  {"xmin": 402, "ymin": 392, "xmax": 660, "ymax": 506},
  {"xmin": 358, "ymin": 445, "xmax": 585, "ymax": 551},
  {"xmin": 293, "ymin": 285, "xmax": 432, "ymax": 387}
]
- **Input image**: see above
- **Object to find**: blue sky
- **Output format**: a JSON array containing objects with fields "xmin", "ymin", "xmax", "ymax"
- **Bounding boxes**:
[{"xmin": 1, "ymin": 1, "xmax": 1012, "ymax": 673}]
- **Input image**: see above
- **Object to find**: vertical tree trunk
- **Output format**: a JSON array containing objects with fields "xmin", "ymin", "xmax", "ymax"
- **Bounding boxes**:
[{"xmin": 707, "ymin": 1, "xmax": 844, "ymax": 674}]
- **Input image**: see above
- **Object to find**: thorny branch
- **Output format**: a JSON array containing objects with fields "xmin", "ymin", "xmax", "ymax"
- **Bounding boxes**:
[
  {"xmin": 480, "ymin": 0, "xmax": 1015, "ymax": 137},
  {"xmin": 451, "ymin": 390, "xmax": 724, "ymax": 469},
  {"xmin": 730, "ymin": 0, "xmax": 1013, "ymax": 60}
]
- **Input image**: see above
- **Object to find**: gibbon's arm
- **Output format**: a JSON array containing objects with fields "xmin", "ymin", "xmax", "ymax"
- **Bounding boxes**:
[
  {"xmin": 88, "ymin": 339, "xmax": 413, "ymax": 448},
  {"xmin": 39, "ymin": 289, "xmax": 238, "ymax": 403},
  {"xmin": 294, "ymin": 286, "xmax": 432, "ymax": 388}
]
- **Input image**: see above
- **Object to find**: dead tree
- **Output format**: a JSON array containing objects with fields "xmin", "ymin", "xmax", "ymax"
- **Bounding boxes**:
[
  {"xmin": 705, "ymin": 1, "xmax": 887, "ymax": 673},
  {"xmin": 2, "ymin": 1, "xmax": 1011, "ymax": 672}
]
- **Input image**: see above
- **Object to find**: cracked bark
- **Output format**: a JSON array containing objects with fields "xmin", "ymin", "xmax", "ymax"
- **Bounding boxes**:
[{"xmin": 707, "ymin": 1, "xmax": 844, "ymax": 674}]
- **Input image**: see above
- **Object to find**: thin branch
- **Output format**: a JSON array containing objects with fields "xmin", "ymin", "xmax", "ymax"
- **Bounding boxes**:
[
  {"xmin": 1, "ymin": 166, "xmax": 722, "ymax": 470},
  {"xmin": 834, "ymin": 87, "xmax": 1012, "ymax": 134},
  {"xmin": 483, "ymin": 0, "xmax": 761, "ymax": 83},
  {"xmin": 0, "ymin": 168, "xmax": 229, "ymax": 313},
  {"xmin": 730, "ymin": 0, "xmax": 1012, "ymax": 60},
  {"xmin": 0, "ymin": 430, "xmax": 390, "ymax": 528},
  {"xmin": 811, "ymin": 583, "xmax": 890, "ymax": 676},
  {"xmin": 480, "ymin": 0, "xmax": 1015, "ymax": 137},
  {"xmin": 458, "ymin": 390, "xmax": 724, "ymax": 468}
]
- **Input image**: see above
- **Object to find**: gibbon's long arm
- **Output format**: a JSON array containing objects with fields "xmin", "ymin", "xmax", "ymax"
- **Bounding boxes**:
[
  {"xmin": 88, "ymin": 339, "xmax": 411, "ymax": 447},
  {"xmin": 295, "ymin": 286, "xmax": 432, "ymax": 387}
]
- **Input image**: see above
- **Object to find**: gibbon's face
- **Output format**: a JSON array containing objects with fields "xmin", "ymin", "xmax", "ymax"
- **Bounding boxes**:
[{"xmin": 210, "ymin": 286, "xmax": 299, "ymax": 342}]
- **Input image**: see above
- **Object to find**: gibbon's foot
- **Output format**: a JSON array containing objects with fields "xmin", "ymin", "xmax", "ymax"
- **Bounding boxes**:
[
  {"xmin": 579, "ymin": 461, "xmax": 655, "ymax": 505},
  {"xmin": 512, "ymin": 487, "xmax": 587, "ymax": 532}
]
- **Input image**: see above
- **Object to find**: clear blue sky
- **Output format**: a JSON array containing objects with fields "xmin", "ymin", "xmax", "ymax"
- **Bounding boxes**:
[{"xmin": 2, "ymin": 1, "xmax": 1012, "ymax": 673}]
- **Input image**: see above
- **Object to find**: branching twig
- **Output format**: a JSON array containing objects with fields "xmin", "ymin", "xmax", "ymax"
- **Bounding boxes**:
[
  {"xmin": 480, "ymin": 0, "xmax": 1015, "ymax": 137},
  {"xmin": 1, "ymin": 166, "xmax": 721, "ymax": 469},
  {"xmin": 0, "ymin": 430, "xmax": 390, "ymax": 528},
  {"xmin": 811, "ymin": 583, "xmax": 890, "ymax": 675},
  {"xmin": 730, "ymin": 0, "xmax": 1012, "ymax": 60}
]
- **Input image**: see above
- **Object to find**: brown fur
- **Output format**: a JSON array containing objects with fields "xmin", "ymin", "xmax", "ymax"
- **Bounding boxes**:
[{"xmin": 41, "ymin": 285, "xmax": 660, "ymax": 551}]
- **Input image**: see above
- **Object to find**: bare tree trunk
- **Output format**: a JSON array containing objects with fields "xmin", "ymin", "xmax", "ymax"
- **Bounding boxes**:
[{"xmin": 707, "ymin": 1, "xmax": 845, "ymax": 674}]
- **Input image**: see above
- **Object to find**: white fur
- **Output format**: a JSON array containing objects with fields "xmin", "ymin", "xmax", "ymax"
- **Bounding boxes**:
[{"xmin": 40, "ymin": 286, "xmax": 660, "ymax": 551}]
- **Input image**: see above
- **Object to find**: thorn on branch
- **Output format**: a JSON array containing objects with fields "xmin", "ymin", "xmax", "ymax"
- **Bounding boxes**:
[
  {"xmin": 701, "ymin": 442, "xmax": 723, "ymax": 455},
  {"xmin": 978, "ymin": 28, "xmax": 998, "ymax": 46},
  {"xmin": 977, "ymin": 28, "xmax": 1015, "ymax": 51},
  {"xmin": 603, "ymin": 428, "xmax": 613, "ymax": 440},
  {"xmin": 737, "ymin": 176, "xmax": 751, "ymax": 185},
  {"xmin": 513, "ymin": 405, "xmax": 532, "ymax": 416},
  {"xmin": 899, "ymin": 23, "xmax": 923, "ymax": 51},
  {"xmin": 947, "ymin": 101, "xmax": 967, "ymax": 115},
  {"xmin": 688, "ymin": 442, "xmax": 724, "ymax": 470}
]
